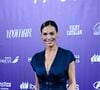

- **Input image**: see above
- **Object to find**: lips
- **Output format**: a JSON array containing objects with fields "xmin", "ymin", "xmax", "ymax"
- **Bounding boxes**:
[
  {"xmin": 43, "ymin": 38, "xmax": 55, "ymax": 46},
  {"xmin": 44, "ymin": 38, "xmax": 55, "ymax": 42},
  {"xmin": 46, "ymin": 40, "xmax": 53, "ymax": 44}
]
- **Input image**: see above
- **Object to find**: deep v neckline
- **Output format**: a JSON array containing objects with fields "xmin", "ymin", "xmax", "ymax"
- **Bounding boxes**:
[{"xmin": 43, "ymin": 47, "xmax": 59, "ymax": 76}]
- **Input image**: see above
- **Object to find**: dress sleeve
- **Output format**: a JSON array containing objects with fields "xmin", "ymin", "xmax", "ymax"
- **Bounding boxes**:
[
  {"xmin": 68, "ymin": 51, "xmax": 76, "ymax": 64},
  {"xmin": 30, "ymin": 55, "xmax": 36, "ymax": 72}
]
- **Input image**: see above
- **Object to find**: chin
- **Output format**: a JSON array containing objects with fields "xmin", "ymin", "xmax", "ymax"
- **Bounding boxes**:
[{"xmin": 45, "ymin": 42, "xmax": 56, "ymax": 47}]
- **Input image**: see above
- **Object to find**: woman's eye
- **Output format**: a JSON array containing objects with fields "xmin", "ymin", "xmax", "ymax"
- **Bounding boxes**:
[
  {"xmin": 43, "ymin": 33, "xmax": 47, "ymax": 35},
  {"xmin": 49, "ymin": 32, "xmax": 54, "ymax": 35}
]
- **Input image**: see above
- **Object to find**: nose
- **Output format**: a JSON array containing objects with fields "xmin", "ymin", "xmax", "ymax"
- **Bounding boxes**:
[{"xmin": 46, "ymin": 34, "xmax": 52, "ymax": 40}]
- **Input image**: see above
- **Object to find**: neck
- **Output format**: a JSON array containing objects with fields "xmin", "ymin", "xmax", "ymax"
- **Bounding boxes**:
[{"xmin": 46, "ymin": 44, "xmax": 58, "ymax": 52}]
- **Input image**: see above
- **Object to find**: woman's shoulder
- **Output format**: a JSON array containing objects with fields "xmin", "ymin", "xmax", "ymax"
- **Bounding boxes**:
[
  {"xmin": 32, "ymin": 50, "xmax": 44, "ymax": 58},
  {"xmin": 59, "ymin": 47, "xmax": 73, "ymax": 54},
  {"xmin": 59, "ymin": 47, "xmax": 76, "ymax": 61}
]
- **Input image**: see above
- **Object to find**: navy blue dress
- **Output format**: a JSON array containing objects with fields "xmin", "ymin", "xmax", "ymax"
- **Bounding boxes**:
[{"xmin": 30, "ymin": 47, "xmax": 75, "ymax": 90}]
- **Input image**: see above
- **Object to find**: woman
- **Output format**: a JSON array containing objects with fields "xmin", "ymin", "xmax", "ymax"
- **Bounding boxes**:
[{"xmin": 30, "ymin": 20, "xmax": 76, "ymax": 90}]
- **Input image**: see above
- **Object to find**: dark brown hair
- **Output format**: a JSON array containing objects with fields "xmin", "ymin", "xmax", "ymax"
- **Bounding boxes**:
[{"xmin": 40, "ymin": 20, "xmax": 58, "ymax": 33}]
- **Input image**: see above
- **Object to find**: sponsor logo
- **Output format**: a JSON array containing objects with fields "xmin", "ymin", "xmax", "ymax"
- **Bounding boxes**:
[
  {"xmin": 66, "ymin": 84, "xmax": 79, "ymax": 90},
  {"xmin": 33, "ymin": 0, "xmax": 47, "ymax": 4},
  {"xmin": 33, "ymin": 0, "xmax": 67, "ymax": 4},
  {"xmin": 33, "ymin": 0, "xmax": 77, "ymax": 4},
  {"xmin": 67, "ymin": 25, "xmax": 82, "ymax": 36},
  {"xmin": 91, "ymin": 54, "xmax": 100, "ymax": 63},
  {"xmin": 76, "ymin": 84, "xmax": 79, "ymax": 90},
  {"xmin": 93, "ymin": 22, "xmax": 100, "ymax": 35},
  {"xmin": 12, "ymin": 56, "xmax": 19, "ymax": 63},
  {"xmin": 74, "ymin": 54, "xmax": 80, "ymax": 63},
  {"xmin": 0, "ymin": 82, "xmax": 11, "ymax": 90},
  {"xmin": 20, "ymin": 82, "xmax": 35, "ymax": 90},
  {"xmin": 60, "ymin": 0, "xmax": 66, "ymax": 2},
  {"xmin": 20, "ymin": 82, "xmax": 28, "ymax": 89},
  {"xmin": 0, "ymin": 56, "xmax": 19, "ymax": 64},
  {"xmin": 93, "ymin": 81, "xmax": 100, "ymax": 90},
  {"xmin": 6, "ymin": 28, "xmax": 32, "ymax": 39},
  {"xmin": 28, "ymin": 57, "xmax": 32, "ymax": 62}
]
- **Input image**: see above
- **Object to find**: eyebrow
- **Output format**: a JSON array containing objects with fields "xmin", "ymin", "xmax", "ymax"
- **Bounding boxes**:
[{"xmin": 42, "ymin": 31, "xmax": 55, "ymax": 35}]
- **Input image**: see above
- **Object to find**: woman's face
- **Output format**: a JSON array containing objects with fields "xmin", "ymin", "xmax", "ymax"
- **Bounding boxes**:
[{"xmin": 41, "ymin": 25, "xmax": 58, "ymax": 47}]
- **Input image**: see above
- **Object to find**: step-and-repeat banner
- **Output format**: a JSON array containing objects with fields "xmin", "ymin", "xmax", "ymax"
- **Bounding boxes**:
[{"xmin": 0, "ymin": 0, "xmax": 100, "ymax": 90}]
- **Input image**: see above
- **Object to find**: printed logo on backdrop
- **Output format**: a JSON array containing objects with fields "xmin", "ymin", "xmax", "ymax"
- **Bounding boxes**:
[
  {"xmin": 0, "ymin": 56, "xmax": 19, "ymax": 64},
  {"xmin": 33, "ymin": 0, "xmax": 77, "ymax": 4},
  {"xmin": 20, "ymin": 82, "xmax": 35, "ymax": 90},
  {"xmin": 28, "ymin": 57, "xmax": 32, "ymax": 62},
  {"xmin": 91, "ymin": 54, "xmax": 100, "ymax": 63},
  {"xmin": 66, "ymin": 25, "xmax": 82, "ymax": 36},
  {"xmin": 93, "ymin": 22, "xmax": 100, "ymax": 35},
  {"xmin": 6, "ymin": 28, "xmax": 32, "ymax": 39},
  {"xmin": 0, "ymin": 82, "xmax": 11, "ymax": 90},
  {"xmin": 93, "ymin": 81, "xmax": 100, "ymax": 90},
  {"xmin": 74, "ymin": 54, "xmax": 80, "ymax": 63},
  {"xmin": 66, "ymin": 83, "xmax": 79, "ymax": 90},
  {"xmin": 33, "ymin": 0, "xmax": 67, "ymax": 4}
]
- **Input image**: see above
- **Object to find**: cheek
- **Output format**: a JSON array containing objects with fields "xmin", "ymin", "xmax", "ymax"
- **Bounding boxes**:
[
  {"xmin": 41, "ymin": 35, "xmax": 45, "ymax": 39},
  {"xmin": 43, "ymin": 38, "xmax": 46, "ymax": 41},
  {"xmin": 41, "ymin": 35, "xmax": 57, "ymax": 41},
  {"xmin": 53, "ymin": 35, "xmax": 58, "ymax": 40},
  {"xmin": 41, "ymin": 36, "xmax": 46, "ymax": 41}
]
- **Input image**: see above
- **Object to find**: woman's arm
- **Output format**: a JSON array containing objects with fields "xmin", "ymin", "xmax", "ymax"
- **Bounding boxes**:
[
  {"xmin": 68, "ymin": 61, "xmax": 76, "ymax": 90},
  {"xmin": 34, "ymin": 72, "xmax": 39, "ymax": 90}
]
